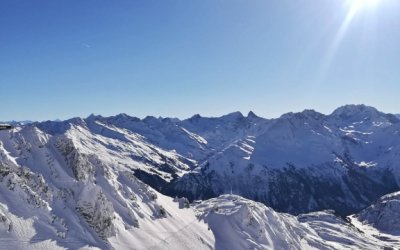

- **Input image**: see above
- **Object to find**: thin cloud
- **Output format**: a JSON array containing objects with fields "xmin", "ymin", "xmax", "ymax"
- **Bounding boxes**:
[{"xmin": 81, "ymin": 43, "xmax": 91, "ymax": 48}]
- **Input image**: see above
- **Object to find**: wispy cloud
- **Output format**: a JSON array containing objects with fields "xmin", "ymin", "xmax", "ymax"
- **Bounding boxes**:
[{"xmin": 81, "ymin": 43, "xmax": 91, "ymax": 48}]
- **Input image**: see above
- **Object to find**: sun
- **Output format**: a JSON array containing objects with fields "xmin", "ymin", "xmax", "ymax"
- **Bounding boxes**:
[
  {"xmin": 318, "ymin": 0, "xmax": 382, "ymax": 80},
  {"xmin": 345, "ymin": 0, "xmax": 380, "ymax": 24},
  {"xmin": 348, "ymin": 0, "xmax": 380, "ymax": 12}
]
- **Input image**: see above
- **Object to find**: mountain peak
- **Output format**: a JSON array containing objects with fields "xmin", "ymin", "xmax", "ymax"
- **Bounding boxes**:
[
  {"xmin": 143, "ymin": 115, "xmax": 160, "ymax": 123},
  {"xmin": 281, "ymin": 109, "xmax": 325, "ymax": 120},
  {"xmin": 301, "ymin": 109, "xmax": 324, "ymax": 119},
  {"xmin": 221, "ymin": 111, "xmax": 244, "ymax": 120},
  {"xmin": 67, "ymin": 117, "xmax": 86, "ymax": 125},
  {"xmin": 247, "ymin": 111, "xmax": 259, "ymax": 119},
  {"xmin": 331, "ymin": 104, "xmax": 380, "ymax": 118},
  {"xmin": 190, "ymin": 114, "xmax": 202, "ymax": 119},
  {"xmin": 114, "ymin": 113, "xmax": 138, "ymax": 121},
  {"xmin": 86, "ymin": 113, "xmax": 103, "ymax": 121}
]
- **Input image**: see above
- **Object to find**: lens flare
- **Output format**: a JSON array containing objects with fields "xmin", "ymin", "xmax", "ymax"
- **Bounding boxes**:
[
  {"xmin": 349, "ymin": 0, "xmax": 380, "ymax": 11},
  {"xmin": 318, "ymin": 0, "xmax": 380, "ymax": 81}
]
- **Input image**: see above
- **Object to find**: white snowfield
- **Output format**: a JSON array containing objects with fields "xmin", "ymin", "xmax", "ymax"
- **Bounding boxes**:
[
  {"xmin": 195, "ymin": 195, "xmax": 400, "ymax": 250},
  {"xmin": 0, "ymin": 124, "xmax": 213, "ymax": 250},
  {"xmin": 0, "ymin": 104, "xmax": 400, "ymax": 249}
]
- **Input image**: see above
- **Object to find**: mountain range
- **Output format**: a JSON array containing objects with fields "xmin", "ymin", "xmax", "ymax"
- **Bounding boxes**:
[{"xmin": 0, "ymin": 104, "xmax": 399, "ymax": 249}]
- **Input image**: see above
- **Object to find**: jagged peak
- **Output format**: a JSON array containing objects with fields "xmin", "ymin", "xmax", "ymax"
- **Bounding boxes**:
[
  {"xmin": 247, "ymin": 111, "xmax": 259, "ymax": 119},
  {"xmin": 186, "ymin": 114, "xmax": 202, "ymax": 123},
  {"xmin": 67, "ymin": 117, "xmax": 86, "ymax": 125},
  {"xmin": 142, "ymin": 115, "xmax": 161, "ymax": 124},
  {"xmin": 187, "ymin": 112, "xmax": 245, "ymax": 121},
  {"xmin": 35, "ymin": 116, "xmax": 87, "ymax": 134},
  {"xmin": 111, "ymin": 113, "xmax": 140, "ymax": 122},
  {"xmin": 86, "ymin": 113, "xmax": 103, "ymax": 121},
  {"xmin": 115, "ymin": 113, "xmax": 129, "ymax": 118},
  {"xmin": 301, "ymin": 109, "xmax": 325, "ymax": 118},
  {"xmin": 87, "ymin": 113, "xmax": 142, "ymax": 125},
  {"xmin": 190, "ymin": 114, "xmax": 202, "ymax": 120},
  {"xmin": 280, "ymin": 109, "xmax": 325, "ymax": 120}
]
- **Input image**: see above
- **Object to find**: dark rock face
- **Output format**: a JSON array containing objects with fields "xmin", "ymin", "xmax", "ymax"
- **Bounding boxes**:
[{"xmin": 163, "ymin": 164, "xmax": 399, "ymax": 216}]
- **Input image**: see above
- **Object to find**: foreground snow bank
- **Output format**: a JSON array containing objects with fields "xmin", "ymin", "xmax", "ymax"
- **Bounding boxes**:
[{"xmin": 194, "ymin": 194, "xmax": 400, "ymax": 250}]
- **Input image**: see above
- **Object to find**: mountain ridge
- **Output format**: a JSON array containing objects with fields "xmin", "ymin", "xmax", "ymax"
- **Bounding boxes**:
[
  {"xmin": 9, "ymin": 104, "xmax": 397, "ymax": 216},
  {"xmin": 1, "ymin": 104, "xmax": 400, "ymax": 249}
]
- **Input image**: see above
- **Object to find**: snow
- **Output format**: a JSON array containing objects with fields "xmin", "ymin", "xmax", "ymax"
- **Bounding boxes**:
[
  {"xmin": 194, "ymin": 194, "xmax": 399, "ymax": 250},
  {"xmin": 339, "ymin": 128, "xmax": 373, "ymax": 135},
  {"xmin": 355, "ymin": 161, "xmax": 377, "ymax": 168},
  {"xmin": 353, "ymin": 191, "xmax": 400, "ymax": 237},
  {"xmin": 181, "ymin": 127, "xmax": 208, "ymax": 145},
  {"xmin": 109, "ymin": 193, "xmax": 214, "ymax": 250},
  {"xmin": 0, "ymin": 125, "xmax": 213, "ymax": 249}
]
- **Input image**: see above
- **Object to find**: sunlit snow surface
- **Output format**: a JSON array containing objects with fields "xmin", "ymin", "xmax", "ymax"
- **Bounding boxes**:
[{"xmin": 195, "ymin": 195, "xmax": 400, "ymax": 250}]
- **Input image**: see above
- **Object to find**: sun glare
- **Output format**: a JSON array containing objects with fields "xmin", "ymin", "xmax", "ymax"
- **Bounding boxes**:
[
  {"xmin": 349, "ymin": 0, "xmax": 380, "ymax": 12},
  {"xmin": 318, "ymin": 0, "xmax": 381, "ymax": 82},
  {"xmin": 344, "ymin": 0, "xmax": 378, "ymax": 28}
]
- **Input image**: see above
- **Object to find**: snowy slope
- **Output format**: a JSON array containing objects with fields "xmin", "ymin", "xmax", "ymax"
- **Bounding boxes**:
[
  {"xmin": 93, "ymin": 114, "xmax": 211, "ymax": 161},
  {"xmin": 194, "ymin": 194, "xmax": 398, "ymax": 250},
  {"xmin": 37, "ymin": 117, "xmax": 193, "ymax": 183},
  {"xmin": 351, "ymin": 191, "xmax": 400, "ymax": 236},
  {"xmin": 0, "ymin": 126, "xmax": 214, "ymax": 249}
]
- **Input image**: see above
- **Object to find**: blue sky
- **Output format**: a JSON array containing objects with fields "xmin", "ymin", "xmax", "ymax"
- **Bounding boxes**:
[{"xmin": 1, "ymin": 0, "xmax": 400, "ymax": 121}]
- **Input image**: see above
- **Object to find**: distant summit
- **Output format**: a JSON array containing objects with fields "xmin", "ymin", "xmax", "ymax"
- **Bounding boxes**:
[
  {"xmin": 280, "ymin": 109, "xmax": 325, "ymax": 120},
  {"xmin": 247, "ymin": 111, "xmax": 259, "ymax": 119},
  {"xmin": 331, "ymin": 104, "xmax": 380, "ymax": 118}
]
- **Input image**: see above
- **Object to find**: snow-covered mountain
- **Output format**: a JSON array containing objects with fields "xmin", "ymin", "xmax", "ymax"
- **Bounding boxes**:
[
  {"xmin": 0, "ymin": 125, "xmax": 214, "ymax": 249},
  {"xmin": 1, "ymin": 104, "xmax": 400, "ymax": 249},
  {"xmin": 168, "ymin": 105, "xmax": 400, "ymax": 215},
  {"xmin": 5, "ymin": 104, "xmax": 400, "ymax": 216}
]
